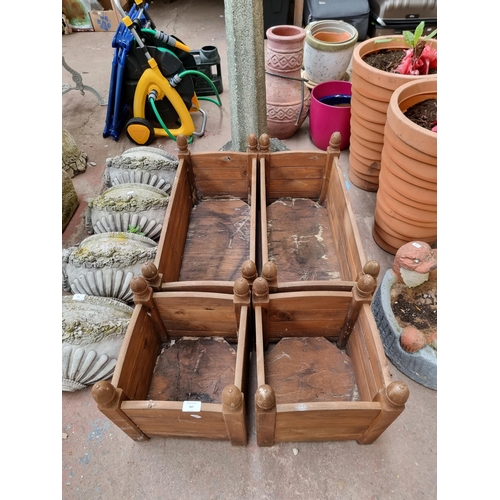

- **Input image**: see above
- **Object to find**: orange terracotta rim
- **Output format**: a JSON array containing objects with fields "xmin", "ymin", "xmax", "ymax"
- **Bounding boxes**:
[
  {"xmin": 352, "ymin": 36, "xmax": 437, "ymax": 91},
  {"xmin": 350, "ymin": 92, "xmax": 387, "ymax": 125},
  {"xmin": 376, "ymin": 188, "xmax": 437, "ymax": 227},
  {"xmin": 382, "ymin": 139, "xmax": 436, "ymax": 183},
  {"xmin": 348, "ymin": 168, "xmax": 379, "ymax": 192},
  {"xmin": 350, "ymin": 113, "xmax": 385, "ymax": 144},
  {"xmin": 375, "ymin": 205, "xmax": 437, "ymax": 240},
  {"xmin": 351, "ymin": 86, "xmax": 390, "ymax": 114},
  {"xmin": 380, "ymin": 166, "xmax": 436, "ymax": 206},
  {"xmin": 380, "ymin": 174, "xmax": 436, "ymax": 212},
  {"xmin": 350, "ymin": 134, "xmax": 383, "ymax": 158},
  {"xmin": 386, "ymin": 76, "xmax": 438, "ymax": 158},
  {"xmin": 378, "ymin": 184, "xmax": 437, "ymax": 223},
  {"xmin": 381, "ymin": 148, "xmax": 437, "ymax": 191},
  {"xmin": 349, "ymin": 148, "xmax": 381, "ymax": 173}
]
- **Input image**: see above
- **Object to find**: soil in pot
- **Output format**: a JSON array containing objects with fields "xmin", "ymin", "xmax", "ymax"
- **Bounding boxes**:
[
  {"xmin": 404, "ymin": 99, "xmax": 437, "ymax": 131},
  {"xmin": 391, "ymin": 279, "xmax": 437, "ymax": 347},
  {"xmin": 363, "ymin": 49, "xmax": 438, "ymax": 75}
]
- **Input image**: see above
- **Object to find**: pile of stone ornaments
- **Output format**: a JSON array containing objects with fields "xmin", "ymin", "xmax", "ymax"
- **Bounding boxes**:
[{"xmin": 62, "ymin": 128, "xmax": 178, "ymax": 392}]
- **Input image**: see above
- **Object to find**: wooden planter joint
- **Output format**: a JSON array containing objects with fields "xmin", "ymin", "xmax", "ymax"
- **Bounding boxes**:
[{"xmin": 92, "ymin": 133, "xmax": 409, "ymax": 446}]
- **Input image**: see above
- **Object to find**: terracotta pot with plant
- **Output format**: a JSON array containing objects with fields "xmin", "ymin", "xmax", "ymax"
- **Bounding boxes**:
[
  {"xmin": 348, "ymin": 22, "xmax": 437, "ymax": 191},
  {"xmin": 373, "ymin": 76, "xmax": 437, "ymax": 254}
]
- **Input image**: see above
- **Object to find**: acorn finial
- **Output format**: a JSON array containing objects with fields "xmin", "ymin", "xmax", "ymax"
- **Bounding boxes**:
[{"xmin": 255, "ymin": 384, "xmax": 276, "ymax": 410}]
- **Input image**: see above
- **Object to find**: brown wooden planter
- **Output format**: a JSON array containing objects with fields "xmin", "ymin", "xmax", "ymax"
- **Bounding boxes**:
[
  {"xmin": 92, "ymin": 133, "xmax": 409, "ymax": 446},
  {"xmin": 253, "ymin": 277, "xmax": 409, "ymax": 445},
  {"xmin": 258, "ymin": 132, "xmax": 367, "ymax": 290},
  {"xmin": 92, "ymin": 276, "xmax": 251, "ymax": 445},
  {"xmin": 373, "ymin": 77, "xmax": 437, "ymax": 254},
  {"xmin": 349, "ymin": 36, "xmax": 437, "ymax": 192},
  {"xmin": 152, "ymin": 134, "xmax": 259, "ymax": 293}
]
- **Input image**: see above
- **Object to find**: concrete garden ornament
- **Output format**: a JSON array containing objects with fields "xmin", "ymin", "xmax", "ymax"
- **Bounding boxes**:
[
  {"xmin": 62, "ymin": 295, "xmax": 134, "ymax": 391},
  {"xmin": 85, "ymin": 183, "xmax": 169, "ymax": 240},
  {"xmin": 105, "ymin": 146, "xmax": 179, "ymax": 193},
  {"xmin": 62, "ymin": 232, "xmax": 157, "ymax": 302},
  {"xmin": 371, "ymin": 241, "xmax": 437, "ymax": 390}
]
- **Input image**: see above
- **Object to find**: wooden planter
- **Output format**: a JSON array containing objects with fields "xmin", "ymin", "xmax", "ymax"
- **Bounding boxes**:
[
  {"xmin": 373, "ymin": 77, "xmax": 437, "ymax": 254},
  {"xmin": 349, "ymin": 36, "xmax": 437, "ymax": 192},
  {"xmin": 253, "ymin": 277, "xmax": 409, "ymax": 445},
  {"xmin": 92, "ymin": 133, "xmax": 409, "ymax": 446},
  {"xmin": 152, "ymin": 134, "xmax": 258, "ymax": 293},
  {"xmin": 92, "ymin": 275, "xmax": 251, "ymax": 445},
  {"xmin": 258, "ymin": 132, "xmax": 367, "ymax": 289}
]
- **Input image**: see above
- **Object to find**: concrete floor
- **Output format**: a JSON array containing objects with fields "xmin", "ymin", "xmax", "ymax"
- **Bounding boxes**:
[{"xmin": 62, "ymin": 1, "xmax": 437, "ymax": 498}]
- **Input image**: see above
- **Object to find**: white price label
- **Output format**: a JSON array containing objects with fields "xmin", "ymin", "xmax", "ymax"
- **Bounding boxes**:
[
  {"xmin": 182, "ymin": 401, "xmax": 201, "ymax": 412},
  {"xmin": 73, "ymin": 294, "xmax": 86, "ymax": 301}
]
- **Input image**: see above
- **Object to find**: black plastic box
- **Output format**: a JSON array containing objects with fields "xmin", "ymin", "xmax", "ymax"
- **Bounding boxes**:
[
  {"xmin": 303, "ymin": 0, "xmax": 370, "ymax": 41},
  {"xmin": 264, "ymin": 0, "xmax": 292, "ymax": 36}
]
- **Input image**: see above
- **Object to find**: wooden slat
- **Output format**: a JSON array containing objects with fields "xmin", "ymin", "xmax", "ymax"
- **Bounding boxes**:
[
  {"xmin": 326, "ymin": 160, "xmax": 366, "ymax": 280},
  {"xmin": 112, "ymin": 305, "xmax": 160, "ymax": 401},
  {"xmin": 267, "ymin": 291, "xmax": 351, "ymax": 337},
  {"xmin": 178, "ymin": 198, "xmax": 251, "ymax": 282},
  {"xmin": 255, "ymin": 307, "xmax": 266, "ymax": 388},
  {"xmin": 122, "ymin": 402, "xmax": 229, "ymax": 439},
  {"xmin": 233, "ymin": 305, "xmax": 249, "ymax": 390},
  {"xmin": 249, "ymin": 157, "xmax": 258, "ymax": 265},
  {"xmin": 259, "ymin": 159, "xmax": 269, "ymax": 265},
  {"xmin": 155, "ymin": 159, "xmax": 192, "ymax": 282},
  {"xmin": 266, "ymin": 151, "xmax": 326, "ymax": 169},
  {"xmin": 274, "ymin": 403, "xmax": 381, "ymax": 442},
  {"xmin": 347, "ymin": 314, "xmax": 378, "ymax": 401},
  {"xmin": 274, "ymin": 281, "xmax": 355, "ymax": 293},
  {"xmin": 154, "ymin": 292, "xmax": 239, "ymax": 338},
  {"xmin": 161, "ymin": 281, "xmax": 235, "ymax": 293}
]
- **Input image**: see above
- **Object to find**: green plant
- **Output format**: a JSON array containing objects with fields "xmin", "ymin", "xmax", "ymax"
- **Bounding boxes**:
[
  {"xmin": 374, "ymin": 21, "xmax": 437, "ymax": 75},
  {"xmin": 127, "ymin": 225, "xmax": 145, "ymax": 236}
]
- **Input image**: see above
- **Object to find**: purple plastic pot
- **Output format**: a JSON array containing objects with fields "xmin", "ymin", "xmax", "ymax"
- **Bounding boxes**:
[{"xmin": 309, "ymin": 80, "xmax": 352, "ymax": 150}]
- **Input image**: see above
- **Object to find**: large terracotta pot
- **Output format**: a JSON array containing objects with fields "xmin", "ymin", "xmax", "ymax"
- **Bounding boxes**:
[
  {"xmin": 373, "ymin": 77, "xmax": 437, "ymax": 254},
  {"xmin": 349, "ymin": 36, "xmax": 437, "ymax": 191},
  {"xmin": 265, "ymin": 25, "xmax": 310, "ymax": 140}
]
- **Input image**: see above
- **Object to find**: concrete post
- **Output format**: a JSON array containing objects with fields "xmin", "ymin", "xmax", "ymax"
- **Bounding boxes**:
[{"xmin": 223, "ymin": 0, "xmax": 267, "ymax": 151}]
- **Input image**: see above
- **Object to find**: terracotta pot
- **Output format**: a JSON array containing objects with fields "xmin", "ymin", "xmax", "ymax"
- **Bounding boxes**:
[
  {"xmin": 265, "ymin": 25, "xmax": 310, "ymax": 140},
  {"xmin": 373, "ymin": 77, "xmax": 437, "ymax": 254},
  {"xmin": 348, "ymin": 36, "xmax": 437, "ymax": 191}
]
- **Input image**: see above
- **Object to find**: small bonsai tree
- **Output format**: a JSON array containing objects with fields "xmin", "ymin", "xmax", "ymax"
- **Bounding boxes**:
[{"xmin": 376, "ymin": 21, "xmax": 437, "ymax": 75}]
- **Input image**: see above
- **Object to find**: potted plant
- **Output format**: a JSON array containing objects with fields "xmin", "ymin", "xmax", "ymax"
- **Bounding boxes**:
[
  {"xmin": 371, "ymin": 241, "xmax": 437, "ymax": 390},
  {"xmin": 348, "ymin": 22, "xmax": 437, "ymax": 191},
  {"xmin": 373, "ymin": 76, "xmax": 437, "ymax": 254}
]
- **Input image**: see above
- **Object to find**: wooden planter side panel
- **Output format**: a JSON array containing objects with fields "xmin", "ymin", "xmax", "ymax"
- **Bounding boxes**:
[
  {"xmin": 267, "ymin": 292, "xmax": 352, "ymax": 341},
  {"xmin": 154, "ymin": 292, "xmax": 240, "ymax": 339},
  {"xmin": 190, "ymin": 151, "xmax": 251, "ymax": 200},
  {"xmin": 234, "ymin": 305, "xmax": 250, "ymax": 391},
  {"xmin": 326, "ymin": 160, "xmax": 366, "ymax": 281},
  {"xmin": 112, "ymin": 304, "xmax": 160, "ymax": 401},
  {"xmin": 155, "ymin": 159, "xmax": 193, "ymax": 283},
  {"xmin": 121, "ymin": 401, "xmax": 229, "ymax": 440},
  {"xmin": 264, "ymin": 151, "xmax": 328, "ymax": 203},
  {"xmin": 274, "ymin": 402, "xmax": 381, "ymax": 442},
  {"xmin": 347, "ymin": 304, "xmax": 392, "ymax": 401}
]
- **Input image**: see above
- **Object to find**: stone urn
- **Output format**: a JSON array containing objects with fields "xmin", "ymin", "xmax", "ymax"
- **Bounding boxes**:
[
  {"xmin": 265, "ymin": 25, "xmax": 310, "ymax": 140},
  {"xmin": 348, "ymin": 36, "xmax": 437, "ymax": 191},
  {"xmin": 105, "ymin": 146, "xmax": 179, "ymax": 193},
  {"xmin": 85, "ymin": 183, "xmax": 170, "ymax": 240},
  {"xmin": 62, "ymin": 295, "xmax": 134, "ymax": 392},
  {"xmin": 373, "ymin": 77, "xmax": 437, "ymax": 254},
  {"xmin": 62, "ymin": 232, "xmax": 158, "ymax": 302}
]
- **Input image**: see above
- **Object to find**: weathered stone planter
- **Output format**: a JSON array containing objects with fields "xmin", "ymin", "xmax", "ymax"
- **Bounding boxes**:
[
  {"xmin": 62, "ymin": 232, "xmax": 157, "ymax": 302},
  {"xmin": 62, "ymin": 295, "xmax": 134, "ymax": 391},
  {"xmin": 371, "ymin": 269, "xmax": 437, "ymax": 390},
  {"xmin": 105, "ymin": 146, "xmax": 178, "ymax": 193},
  {"xmin": 85, "ymin": 183, "xmax": 169, "ymax": 240}
]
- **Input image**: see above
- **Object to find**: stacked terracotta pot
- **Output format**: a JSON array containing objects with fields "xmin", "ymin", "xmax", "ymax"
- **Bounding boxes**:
[
  {"xmin": 349, "ymin": 36, "xmax": 437, "ymax": 192},
  {"xmin": 373, "ymin": 77, "xmax": 437, "ymax": 254}
]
